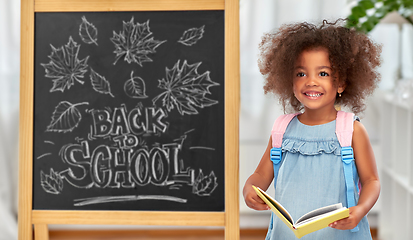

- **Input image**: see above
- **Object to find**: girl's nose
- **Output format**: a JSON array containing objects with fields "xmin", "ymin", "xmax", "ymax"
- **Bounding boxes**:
[{"xmin": 305, "ymin": 75, "xmax": 318, "ymax": 86}]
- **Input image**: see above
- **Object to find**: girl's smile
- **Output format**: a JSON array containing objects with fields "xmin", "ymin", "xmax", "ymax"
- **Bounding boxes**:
[{"xmin": 304, "ymin": 91, "xmax": 323, "ymax": 98}]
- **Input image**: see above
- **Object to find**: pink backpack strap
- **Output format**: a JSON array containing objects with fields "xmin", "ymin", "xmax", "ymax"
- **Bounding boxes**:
[
  {"xmin": 271, "ymin": 113, "xmax": 300, "ymax": 148},
  {"xmin": 270, "ymin": 113, "xmax": 299, "ymax": 197},
  {"xmin": 335, "ymin": 111, "xmax": 355, "ymax": 147},
  {"xmin": 336, "ymin": 110, "xmax": 360, "ymax": 232}
]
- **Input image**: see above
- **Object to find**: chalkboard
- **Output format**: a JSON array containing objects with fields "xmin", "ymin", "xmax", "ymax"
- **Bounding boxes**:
[{"xmin": 33, "ymin": 11, "xmax": 225, "ymax": 211}]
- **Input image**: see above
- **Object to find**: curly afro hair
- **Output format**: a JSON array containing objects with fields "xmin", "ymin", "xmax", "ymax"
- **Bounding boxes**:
[{"xmin": 258, "ymin": 19, "xmax": 382, "ymax": 114}]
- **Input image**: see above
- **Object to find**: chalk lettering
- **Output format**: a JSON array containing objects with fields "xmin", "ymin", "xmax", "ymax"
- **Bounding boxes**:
[
  {"xmin": 59, "ymin": 141, "xmax": 93, "ymax": 188},
  {"xmin": 60, "ymin": 140, "xmax": 194, "ymax": 189},
  {"xmin": 89, "ymin": 106, "xmax": 168, "ymax": 138}
]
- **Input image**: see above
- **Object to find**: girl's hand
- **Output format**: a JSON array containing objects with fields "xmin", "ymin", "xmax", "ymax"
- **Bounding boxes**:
[
  {"xmin": 328, "ymin": 206, "xmax": 364, "ymax": 230},
  {"xmin": 243, "ymin": 186, "xmax": 270, "ymax": 211}
]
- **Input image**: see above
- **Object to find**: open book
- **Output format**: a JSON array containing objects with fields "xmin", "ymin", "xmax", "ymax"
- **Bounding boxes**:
[{"xmin": 252, "ymin": 186, "xmax": 349, "ymax": 238}]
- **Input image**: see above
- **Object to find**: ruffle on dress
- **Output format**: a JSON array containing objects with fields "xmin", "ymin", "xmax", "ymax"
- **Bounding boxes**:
[{"xmin": 281, "ymin": 138, "xmax": 341, "ymax": 156}]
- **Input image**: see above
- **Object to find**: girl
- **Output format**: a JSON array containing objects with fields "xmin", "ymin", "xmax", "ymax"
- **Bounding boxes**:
[{"xmin": 243, "ymin": 19, "xmax": 381, "ymax": 240}]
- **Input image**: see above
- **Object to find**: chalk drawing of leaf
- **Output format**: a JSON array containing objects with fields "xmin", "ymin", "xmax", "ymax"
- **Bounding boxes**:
[
  {"xmin": 124, "ymin": 71, "xmax": 148, "ymax": 99},
  {"xmin": 90, "ymin": 68, "xmax": 114, "ymax": 97},
  {"xmin": 152, "ymin": 60, "xmax": 219, "ymax": 115},
  {"xmin": 41, "ymin": 169, "xmax": 63, "ymax": 194},
  {"xmin": 79, "ymin": 16, "xmax": 98, "ymax": 45},
  {"xmin": 110, "ymin": 18, "xmax": 166, "ymax": 66},
  {"xmin": 41, "ymin": 36, "xmax": 89, "ymax": 92},
  {"xmin": 193, "ymin": 170, "xmax": 218, "ymax": 196},
  {"xmin": 46, "ymin": 101, "xmax": 89, "ymax": 133},
  {"xmin": 178, "ymin": 25, "xmax": 205, "ymax": 46}
]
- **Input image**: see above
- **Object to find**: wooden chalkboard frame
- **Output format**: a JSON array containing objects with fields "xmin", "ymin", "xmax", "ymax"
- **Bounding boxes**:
[{"xmin": 18, "ymin": 1, "xmax": 239, "ymax": 240}]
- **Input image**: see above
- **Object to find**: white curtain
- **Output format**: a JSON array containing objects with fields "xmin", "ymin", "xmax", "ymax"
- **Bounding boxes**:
[{"xmin": 0, "ymin": 0, "xmax": 20, "ymax": 239}]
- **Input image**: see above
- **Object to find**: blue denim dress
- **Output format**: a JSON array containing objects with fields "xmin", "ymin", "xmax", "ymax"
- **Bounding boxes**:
[{"xmin": 266, "ymin": 117, "xmax": 372, "ymax": 240}]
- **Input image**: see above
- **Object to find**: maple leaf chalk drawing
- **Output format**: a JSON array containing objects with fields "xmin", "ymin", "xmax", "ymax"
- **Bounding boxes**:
[
  {"xmin": 79, "ymin": 16, "xmax": 98, "ymax": 45},
  {"xmin": 178, "ymin": 25, "xmax": 205, "ymax": 46},
  {"xmin": 41, "ymin": 168, "xmax": 63, "ymax": 194},
  {"xmin": 152, "ymin": 60, "xmax": 219, "ymax": 115},
  {"xmin": 46, "ymin": 101, "xmax": 89, "ymax": 133},
  {"xmin": 41, "ymin": 36, "xmax": 89, "ymax": 92},
  {"xmin": 193, "ymin": 170, "xmax": 218, "ymax": 196},
  {"xmin": 89, "ymin": 68, "xmax": 114, "ymax": 97},
  {"xmin": 124, "ymin": 71, "xmax": 148, "ymax": 99},
  {"xmin": 110, "ymin": 18, "xmax": 166, "ymax": 66}
]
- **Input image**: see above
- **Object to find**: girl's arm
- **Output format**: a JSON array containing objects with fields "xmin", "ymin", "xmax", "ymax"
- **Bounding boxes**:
[
  {"xmin": 330, "ymin": 121, "xmax": 381, "ymax": 230},
  {"xmin": 243, "ymin": 136, "xmax": 276, "ymax": 211}
]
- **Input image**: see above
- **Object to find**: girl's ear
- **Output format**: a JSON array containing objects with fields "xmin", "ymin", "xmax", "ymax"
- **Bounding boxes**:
[{"xmin": 337, "ymin": 82, "xmax": 346, "ymax": 95}]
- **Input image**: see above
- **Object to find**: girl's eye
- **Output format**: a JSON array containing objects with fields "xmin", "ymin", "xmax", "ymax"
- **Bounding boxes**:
[
  {"xmin": 319, "ymin": 71, "xmax": 329, "ymax": 77},
  {"xmin": 296, "ymin": 72, "xmax": 306, "ymax": 77}
]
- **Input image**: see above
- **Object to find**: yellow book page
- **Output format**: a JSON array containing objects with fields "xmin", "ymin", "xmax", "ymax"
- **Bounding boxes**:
[
  {"xmin": 294, "ymin": 208, "xmax": 349, "ymax": 238},
  {"xmin": 252, "ymin": 186, "xmax": 295, "ymax": 232}
]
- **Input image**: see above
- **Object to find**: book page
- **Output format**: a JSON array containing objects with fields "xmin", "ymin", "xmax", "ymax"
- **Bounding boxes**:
[
  {"xmin": 295, "ymin": 203, "xmax": 344, "ymax": 225},
  {"xmin": 266, "ymin": 194, "xmax": 293, "ymax": 225},
  {"xmin": 253, "ymin": 186, "xmax": 293, "ymax": 225}
]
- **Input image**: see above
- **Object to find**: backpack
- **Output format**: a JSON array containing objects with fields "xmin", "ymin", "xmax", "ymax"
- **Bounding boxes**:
[{"xmin": 270, "ymin": 111, "xmax": 359, "ymax": 232}]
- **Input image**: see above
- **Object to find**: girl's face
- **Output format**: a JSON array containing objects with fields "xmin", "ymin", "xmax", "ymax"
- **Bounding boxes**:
[{"xmin": 293, "ymin": 47, "xmax": 344, "ymax": 113}]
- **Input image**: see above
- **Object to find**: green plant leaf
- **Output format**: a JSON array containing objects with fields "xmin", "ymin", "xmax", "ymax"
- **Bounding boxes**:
[
  {"xmin": 362, "ymin": 19, "xmax": 376, "ymax": 32},
  {"xmin": 347, "ymin": 14, "xmax": 360, "ymax": 26},
  {"xmin": 368, "ymin": 15, "xmax": 381, "ymax": 25},
  {"xmin": 347, "ymin": 0, "xmax": 413, "ymax": 32},
  {"xmin": 352, "ymin": 6, "xmax": 367, "ymax": 17},
  {"xmin": 359, "ymin": 0, "xmax": 376, "ymax": 9},
  {"xmin": 403, "ymin": 0, "xmax": 413, "ymax": 7},
  {"xmin": 384, "ymin": 0, "xmax": 401, "ymax": 11},
  {"xmin": 383, "ymin": 0, "xmax": 396, "ymax": 5}
]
